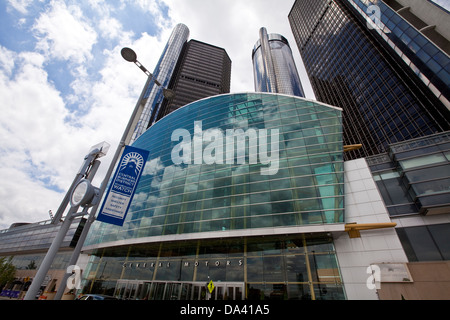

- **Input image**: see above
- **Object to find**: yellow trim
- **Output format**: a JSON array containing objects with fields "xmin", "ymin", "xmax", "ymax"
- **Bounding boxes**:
[
  {"xmin": 345, "ymin": 222, "xmax": 397, "ymax": 238},
  {"xmin": 344, "ymin": 144, "xmax": 363, "ymax": 152}
]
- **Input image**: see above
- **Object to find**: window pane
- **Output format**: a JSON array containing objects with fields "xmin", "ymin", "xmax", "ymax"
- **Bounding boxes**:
[
  {"xmin": 405, "ymin": 165, "xmax": 450, "ymax": 183},
  {"xmin": 383, "ymin": 177, "xmax": 413, "ymax": 205},
  {"xmin": 412, "ymin": 178, "xmax": 450, "ymax": 195},
  {"xmin": 428, "ymin": 224, "xmax": 450, "ymax": 260},
  {"xmin": 400, "ymin": 153, "xmax": 446, "ymax": 169},
  {"xmin": 404, "ymin": 226, "xmax": 442, "ymax": 261}
]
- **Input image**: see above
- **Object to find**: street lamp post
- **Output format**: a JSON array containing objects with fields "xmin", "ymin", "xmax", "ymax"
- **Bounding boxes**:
[
  {"xmin": 121, "ymin": 48, "xmax": 175, "ymax": 145},
  {"xmin": 23, "ymin": 143, "xmax": 108, "ymax": 300},
  {"xmin": 51, "ymin": 48, "xmax": 174, "ymax": 300},
  {"xmin": 121, "ymin": 48, "xmax": 176, "ymax": 99}
]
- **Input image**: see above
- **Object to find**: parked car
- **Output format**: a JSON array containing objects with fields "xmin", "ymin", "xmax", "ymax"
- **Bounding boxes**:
[{"xmin": 76, "ymin": 294, "xmax": 118, "ymax": 300}]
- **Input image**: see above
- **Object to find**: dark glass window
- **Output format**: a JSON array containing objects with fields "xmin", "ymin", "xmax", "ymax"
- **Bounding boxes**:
[
  {"xmin": 288, "ymin": 0, "xmax": 450, "ymax": 161},
  {"xmin": 373, "ymin": 170, "xmax": 413, "ymax": 207},
  {"xmin": 428, "ymin": 224, "xmax": 450, "ymax": 260},
  {"xmin": 396, "ymin": 224, "xmax": 450, "ymax": 261},
  {"xmin": 405, "ymin": 165, "xmax": 450, "ymax": 183}
]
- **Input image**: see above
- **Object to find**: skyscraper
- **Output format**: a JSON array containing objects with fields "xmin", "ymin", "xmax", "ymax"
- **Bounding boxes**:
[
  {"xmin": 130, "ymin": 23, "xmax": 190, "ymax": 144},
  {"xmin": 155, "ymin": 39, "xmax": 232, "ymax": 121},
  {"xmin": 129, "ymin": 25, "xmax": 232, "ymax": 143},
  {"xmin": 252, "ymin": 27, "xmax": 305, "ymax": 97},
  {"xmin": 289, "ymin": 0, "xmax": 450, "ymax": 160}
]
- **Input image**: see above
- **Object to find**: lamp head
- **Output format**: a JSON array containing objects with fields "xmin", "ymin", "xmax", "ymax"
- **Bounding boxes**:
[{"xmin": 121, "ymin": 47, "xmax": 137, "ymax": 63}]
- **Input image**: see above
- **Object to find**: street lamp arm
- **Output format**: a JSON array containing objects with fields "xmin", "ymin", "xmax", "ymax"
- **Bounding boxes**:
[
  {"xmin": 121, "ymin": 47, "xmax": 164, "ymax": 86},
  {"xmin": 134, "ymin": 60, "xmax": 151, "ymax": 77}
]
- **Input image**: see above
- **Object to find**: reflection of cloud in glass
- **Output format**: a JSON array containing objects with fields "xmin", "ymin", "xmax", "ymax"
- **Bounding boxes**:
[
  {"xmin": 143, "ymin": 157, "xmax": 165, "ymax": 176},
  {"xmin": 131, "ymin": 192, "xmax": 159, "ymax": 211}
]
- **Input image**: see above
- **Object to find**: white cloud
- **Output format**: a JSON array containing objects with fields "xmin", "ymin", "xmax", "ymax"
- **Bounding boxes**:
[
  {"xmin": 99, "ymin": 17, "xmax": 125, "ymax": 41},
  {"xmin": 0, "ymin": 44, "xmax": 133, "ymax": 228},
  {"xmin": 0, "ymin": 167, "xmax": 62, "ymax": 226},
  {"xmin": 122, "ymin": 0, "xmax": 170, "ymax": 27},
  {"xmin": 7, "ymin": 0, "xmax": 34, "ymax": 14},
  {"xmin": 163, "ymin": 0, "xmax": 314, "ymax": 97},
  {"xmin": 0, "ymin": 48, "xmax": 76, "ymax": 227},
  {"xmin": 0, "ymin": 46, "xmax": 16, "ymax": 76},
  {"xmin": 0, "ymin": 0, "xmax": 316, "ymax": 230},
  {"xmin": 32, "ymin": 0, "xmax": 98, "ymax": 64}
]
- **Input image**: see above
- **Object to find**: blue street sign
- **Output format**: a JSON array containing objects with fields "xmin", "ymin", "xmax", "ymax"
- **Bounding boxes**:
[{"xmin": 97, "ymin": 146, "xmax": 149, "ymax": 226}]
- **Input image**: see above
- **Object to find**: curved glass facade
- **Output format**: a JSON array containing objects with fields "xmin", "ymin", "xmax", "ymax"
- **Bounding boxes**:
[
  {"xmin": 81, "ymin": 93, "xmax": 345, "ymax": 300},
  {"xmin": 86, "ymin": 93, "xmax": 343, "ymax": 247}
]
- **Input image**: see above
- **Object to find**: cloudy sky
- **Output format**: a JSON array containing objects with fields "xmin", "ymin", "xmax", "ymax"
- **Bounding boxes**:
[
  {"xmin": 0, "ymin": 0, "xmax": 448, "ymax": 230},
  {"xmin": 0, "ymin": 0, "xmax": 316, "ymax": 229}
]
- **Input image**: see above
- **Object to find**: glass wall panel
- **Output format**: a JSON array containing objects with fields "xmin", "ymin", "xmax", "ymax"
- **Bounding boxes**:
[
  {"xmin": 80, "ymin": 234, "xmax": 345, "ymax": 300},
  {"xmin": 85, "ymin": 93, "xmax": 344, "ymax": 247},
  {"xmin": 400, "ymin": 153, "xmax": 446, "ymax": 169},
  {"xmin": 396, "ymin": 224, "xmax": 450, "ymax": 261},
  {"xmin": 428, "ymin": 224, "xmax": 450, "ymax": 260}
]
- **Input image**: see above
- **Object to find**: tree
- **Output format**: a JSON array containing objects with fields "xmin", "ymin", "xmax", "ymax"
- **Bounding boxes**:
[
  {"xmin": 0, "ymin": 256, "xmax": 16, "ymax": 290},
  {"xmin": 26, "ymin": 260, "xmax": 37, "ymax": 270}
]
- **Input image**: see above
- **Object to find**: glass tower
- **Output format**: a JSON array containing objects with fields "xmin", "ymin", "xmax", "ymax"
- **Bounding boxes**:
[
  {"xmin": 130, "ymin": 23, "xmax": 190, "ymax": 143},
  {"xmin": 252, "ymin": 27, "xmax": 305, "ymax": 97},
  {"xmin": 288, "ymin": 0, "xmax": 450, "ymax": 160},
  {"xmin": 156, "ymin": 40, "xmax": 232, "ymax": 121}
]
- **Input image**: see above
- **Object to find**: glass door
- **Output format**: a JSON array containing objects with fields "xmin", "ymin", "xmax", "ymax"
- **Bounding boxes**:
[
  {"xmin": 137, "ymin": 282, "xmax": 152, "ymax": 300},
  {"xmin": 114, "ymin": 281, "xmax": 127, "ymax": 299},
  {"xmin": 180, "ymin": 283, "xmax": 192, "ymax": 300},
  {"xmin": 114, "ymin": 280, "xmax": 144, "ymax": 300},
  {"xmin": 164, "ymin": 283, "xmax": 181, "ymax": 300},
  {"xmin": 191, "ymin": 283, "xmax": 207, "ymax": 300},
  {"xmin": 149, "ymin": 282, "xmax": 166, "ymax": 300},
  {"xmin": 115, "ymin": 281, "xmax": 244, "ymax": 300},
  {"xmin": 127, "ymin": 282, "xmax": 137, "ymax": 299},
  {"xmin": 211, "ymin": 283, "xmax": 244, "ymax": 300}
]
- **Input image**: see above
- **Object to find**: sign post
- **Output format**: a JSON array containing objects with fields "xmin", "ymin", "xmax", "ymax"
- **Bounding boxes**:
[
  {"xmin": 208, "ymin": 280, "xmax": 215, "ymax": 294},
  {"xmin": 97, "ymin": 145, "xmax": 149, "ymax": 226}
]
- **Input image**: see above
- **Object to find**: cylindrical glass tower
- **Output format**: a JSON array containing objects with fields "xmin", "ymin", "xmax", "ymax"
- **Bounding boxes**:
[
  {"xmin": 130, "ymin": 23, "xmax": 190, "ymax": 143},
  {"xmin": 252, "ymin": 27, "xmax": 305, "ymax": 97}
]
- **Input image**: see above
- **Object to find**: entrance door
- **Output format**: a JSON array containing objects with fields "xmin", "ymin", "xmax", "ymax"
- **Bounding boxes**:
[
  {"xmin": 164, "ymin": 282, "xmax": 181, "ymax": 300},
  {"xmin": 191, "ymin": 283, "xmax": 207, "ymax": 300},
  {"xmin": 209, "ymin": 282, "xmax": 245, "ymax": 300},
  {"xmin": 115, "ymin": 281, "xmax": 244, "ymax": 300},
  {"xmin": 114, "ymin": 280, "xmax": 142, "ymax": 300},
  {"xmin": 150, "ymin": 282, "xmax": 165, "ymax": 300},
  {"xmin": 180, "ymin": 283, "xmax": 192, "ymax": 300},
  {"xmin": 138, "ymin": 282, "xmax": 151, "ymax": 300}
]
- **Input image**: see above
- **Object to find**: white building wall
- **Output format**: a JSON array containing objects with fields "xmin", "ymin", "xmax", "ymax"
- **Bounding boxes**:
[{"xmin": 334, "ymin": 158, "xmax": 408, "ymax": 300}]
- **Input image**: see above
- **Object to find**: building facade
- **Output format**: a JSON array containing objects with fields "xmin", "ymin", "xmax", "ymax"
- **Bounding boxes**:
[
  {"xmin": 0, "ymin": 218, "xmax": 86, "ymax": 299},
  {"xmin": 130, "ymin": 25, "xmax": 232, "ymax": 144},
  {"xmin": 366, "ymin": 131, "xmax": 450, "ymax": 299},
  {"xmin": 130, "ymin": 23, "xmax": 190, "ymax": 143},
  {"xmin": 80, "ymin": 92, "xmax": 349, "ymax": 300},
  {"xmin": 367, "ymin": 131, "xmax": 450, "ymax": 217},
  {"xmin": 288, "ymin": 0, "xmax": 450, "ymax": 160},
  {"xmin": 76, "ymin": 93, "xmax": 450, "ymax": 300},
  {"xmin": 156, "ymin": 40, "xmax": 232, "ymax": 121},
  {"xmin": 252, "ymin": 28, "xmax": 305, "ymax": 97}
]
